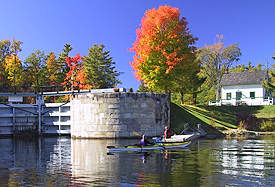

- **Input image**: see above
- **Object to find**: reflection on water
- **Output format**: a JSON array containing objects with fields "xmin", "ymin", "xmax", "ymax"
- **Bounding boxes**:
[
  {"xmin": 0, "ymin": 136, "xmax": 274, "ymax": 186},
  {"xmin": 71, "ymin": 139, "xmax": 119, "ymax": 186},
  {"xmin": 0, "ymin": 137, "xmax": 72, "ymax": 186}
]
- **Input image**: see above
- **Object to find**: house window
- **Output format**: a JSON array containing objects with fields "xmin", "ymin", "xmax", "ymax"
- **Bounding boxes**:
[
  {"xmin": 236, "ymin": 91, "xmax": 242, "ymax": 100},
  {"xmin": 226, "ymin": 93, "xmax": 232, "ymax": 100},
  {"xmin": 250, "ymin": 92, "xmax": 255, "ymax": 99}
]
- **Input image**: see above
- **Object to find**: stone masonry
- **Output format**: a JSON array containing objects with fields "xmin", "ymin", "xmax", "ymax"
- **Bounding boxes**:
[{"xmin": 70, "ymin": 92, "xmax": 170, "ymax": 138}]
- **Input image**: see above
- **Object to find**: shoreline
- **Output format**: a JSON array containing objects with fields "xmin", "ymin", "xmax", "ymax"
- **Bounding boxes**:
[{"xmin": 221, "ymin": 129, "xmax": 275, "ymax": 138}]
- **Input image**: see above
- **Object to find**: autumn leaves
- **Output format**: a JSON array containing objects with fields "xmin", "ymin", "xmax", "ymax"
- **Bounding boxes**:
[{"xmin": 130, "ymin": 5, "xmax": 198, "ymax": 93}]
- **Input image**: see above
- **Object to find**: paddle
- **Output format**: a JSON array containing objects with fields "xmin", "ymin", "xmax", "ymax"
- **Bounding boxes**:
[
  {"xmin": 107, "ymin": 146, "xmax": 115, "ymax": 149},
  {"xmin": 132, "ymin": 131, "xmax": 141, "ymax": 136}
]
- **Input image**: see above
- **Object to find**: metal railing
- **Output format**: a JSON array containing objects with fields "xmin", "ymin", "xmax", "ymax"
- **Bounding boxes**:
[{"xmin": 209, "ymin": 96, "xmax": 274, "ymax": 106}]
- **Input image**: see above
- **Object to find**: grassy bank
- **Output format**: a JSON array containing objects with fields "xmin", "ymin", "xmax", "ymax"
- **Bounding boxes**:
[{"xmin": 170, "ymin": 103, "xmax": 275, "ymax": 133}]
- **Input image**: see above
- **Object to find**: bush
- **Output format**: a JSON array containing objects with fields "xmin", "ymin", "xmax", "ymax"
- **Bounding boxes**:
[
  {"xmin": 260, "ymin": 120, "xmax": 275, "ymax": 132},
  {"xmin": 236, "ymin": 111, "xmax": 259, "ymax": 131}
]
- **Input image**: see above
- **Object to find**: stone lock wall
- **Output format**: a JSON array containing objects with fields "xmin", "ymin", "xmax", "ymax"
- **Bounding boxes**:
[{"xmin": 70, "ymin": 92, "xmax": 170, "ymax": 138}]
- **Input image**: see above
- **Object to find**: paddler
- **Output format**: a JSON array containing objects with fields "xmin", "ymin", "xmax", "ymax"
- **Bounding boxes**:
[
  {"xmin": 140, "ymin": 134, "xmax": 147, "ymax": 146},
  {"xmin": 140, "ymin": 134, "xmax": 153, "ymax": 146},
  {"xmin": 163, "ymin": 126, "xmax": 173, "ymax": 141}
]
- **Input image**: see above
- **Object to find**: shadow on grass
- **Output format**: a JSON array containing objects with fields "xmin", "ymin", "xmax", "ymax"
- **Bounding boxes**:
[
  {"xmin": 170, "ymin": 103, "xmax": 205, "ymax": 133},
  {"xmin": 187, "ymin": 105, "xmax": 237, "ymax": 126},
  {"xmin": 182, "ymin": 106, "xmax": 235, "ymax": 128},
  {"xmin": 170, "ymin": 103, "xmax": 227, "ymax": 137},
  {"xmin": 171, "ymin": 103, "xmax": 275, "ymax": 134}
]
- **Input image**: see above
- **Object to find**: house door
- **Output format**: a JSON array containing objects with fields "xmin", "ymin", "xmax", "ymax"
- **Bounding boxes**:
[{"xmin": 236, "ymin": 91, "xmax": 242, "ymax": 100}]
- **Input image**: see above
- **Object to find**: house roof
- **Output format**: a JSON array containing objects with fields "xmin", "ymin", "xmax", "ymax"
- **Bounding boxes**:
[{"xmin": 221, "ymin": 70, "xmax": 267, "ymax": 86}]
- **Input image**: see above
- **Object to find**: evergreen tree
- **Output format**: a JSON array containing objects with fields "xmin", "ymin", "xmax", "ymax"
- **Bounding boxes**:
[
  {"xmin": 83, "ymin": 44, "xmax": 121, "ymax": 89},
  {"xmin": 56, "ymin": 44, "xmax": 72, "ymax": 88}
]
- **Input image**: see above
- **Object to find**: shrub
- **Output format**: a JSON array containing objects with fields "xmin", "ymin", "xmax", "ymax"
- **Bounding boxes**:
[
  {"xmin": 236, "ymin": 111, "xmax": 258, "ymax": 131},
  {"xmin": 260, "ymin": 120, "xmax": 275, "ymax": 132},
  {"xmin": 238, "ymin": 120, "xmax": 246, "ymax": 130}
]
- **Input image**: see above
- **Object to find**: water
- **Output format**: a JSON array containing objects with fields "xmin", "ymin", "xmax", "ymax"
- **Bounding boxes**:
[{"xmin": 0, "ymin": 136, "xmax": 274, "ymax": 186}]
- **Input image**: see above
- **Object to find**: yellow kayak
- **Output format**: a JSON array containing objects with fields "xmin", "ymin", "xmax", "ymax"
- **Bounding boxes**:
[{"xmin": 107, "ymin": 141, "xmax": 192, "ymax": 153}]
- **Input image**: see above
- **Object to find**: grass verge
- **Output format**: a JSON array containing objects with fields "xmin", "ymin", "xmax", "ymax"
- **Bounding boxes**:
[{"xmin": 170, "ymin": 103, "xmax": 275, "ymax": 133}]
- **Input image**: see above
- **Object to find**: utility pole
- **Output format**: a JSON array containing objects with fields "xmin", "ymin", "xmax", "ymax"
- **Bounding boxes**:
[
  {"xmin": 71, "ymin": 71, "xmax": 74, "ymax": 92},
  {"xmin": 13, "ymin": 54, "xmax": 16, "ymax": 94}
]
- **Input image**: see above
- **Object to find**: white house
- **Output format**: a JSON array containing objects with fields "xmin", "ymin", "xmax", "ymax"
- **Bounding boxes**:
[{"xmin": 210, "ymin": 70, "xmax": 274, "ymax": 106}]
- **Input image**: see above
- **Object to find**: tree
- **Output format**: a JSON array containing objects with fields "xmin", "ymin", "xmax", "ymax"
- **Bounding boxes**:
[
  {"xmin": 45, "ymin": 52, "xmax": 58, "ymax": 85},
  {"xmin": 137, "ymin": 82, "xmax": 150, "ymax": 92},
  {"xmin": 56, "ymin": 44, "xmax": 72, "ymax": 87},
  {"xmin": 83, "ymin": 44, "xmax": 121, "ymax": 89},
  {"xmin": 181, "ymin": 70, "xmax": 206, "ymax": 105},
  {"xmin": 170, "ymin": 53, "xmax": 205, "ymax": 104},
  {"xmin": 130, "ymin": 5, "xmax": 197, "ymax": 93},
  {"xmin": 24, "ymin": 50, "xmax": 47, "ymax": 91},
  {"xmin": 63, "ymin": 54, "xmax": 90, "ymax": 90},
  {"xmin": 4, "ymin": 54, "xmax": 24, "ymax": 89},
  {"xmin": 263, "ymin": 55, "xmax": 275, "ymax": 95},
  {"xmin": 197, "ymin": 35, "xmax": 241, "ymax": 100},
  {"xmin": 256, "ymin": 62, "xmax": 263, "ymax": 71},
  {"xmin": 230, "ymin": 64, "xmax": 245, "ymax": 72},
  {"xmin": 0, "ymin": 39, "xmax": 23, "ymax": 89}
]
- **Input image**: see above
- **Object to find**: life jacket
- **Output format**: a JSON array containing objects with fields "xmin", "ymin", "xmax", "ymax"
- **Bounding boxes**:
[
  {"xmin": 164, "ymin": 129, "xmax": 173, "ymax": 138},
  {"xmin": 140, "ymin": 139, "xmax": 146, "ymax": 146},
  {"xmin": 167, "ymin": 130, "xmax": 172, "ymax": 138}
]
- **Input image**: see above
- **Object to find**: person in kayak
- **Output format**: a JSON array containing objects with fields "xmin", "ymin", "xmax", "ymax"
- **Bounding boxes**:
[
  {"xmin": 163, "ymin": 126, "xmax": 173, "ymax": 141},
  {"xmin": 140, "ymin": 134, "xmax": 153, "ymax": 146}
]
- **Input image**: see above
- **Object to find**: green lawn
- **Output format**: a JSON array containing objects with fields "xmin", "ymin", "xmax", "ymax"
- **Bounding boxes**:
[{"xmin": 170, "ymin": 103, "xmax": 275, "ymax": 133}]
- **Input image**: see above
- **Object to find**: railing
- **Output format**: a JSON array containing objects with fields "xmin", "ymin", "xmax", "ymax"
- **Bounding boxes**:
[
  {"xmin": 0, "ymin": 103, "xmax": 71, "ymax": 135},
  {"xmin": 209, "ymin": 97, "xmax": 274, "ymax": 106}
]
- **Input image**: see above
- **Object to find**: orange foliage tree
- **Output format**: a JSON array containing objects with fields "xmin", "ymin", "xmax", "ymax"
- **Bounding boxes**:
[
  {"xmin": 62, "ymin": 54, "xmax": 90, "ymax": 90},
  {"xmin": 130, "ymin": 5, "xmax": 197, "ymax": 93}
]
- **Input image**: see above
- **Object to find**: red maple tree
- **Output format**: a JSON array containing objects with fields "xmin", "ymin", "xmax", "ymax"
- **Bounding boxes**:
[{"xmin": 62, "ymin": 54, "xmax": 90, "ymax": 90}]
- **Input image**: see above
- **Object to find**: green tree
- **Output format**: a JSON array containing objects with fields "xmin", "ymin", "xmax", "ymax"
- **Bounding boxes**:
[
  {"xmin": 184, "ymin": 71, "xmax": 206, "ymax": 105},
  {"xmin": 25, "ymin": 50, "xmax": 47, "ymax": 91},
  {"xmin": 171, "ymin": 55, "xmax": 205, "ymax": 104},
  {"xmin": 83, "ymin": 44, "xmax": 121, "ymax": 89},
  {"xmin": 263, "ymin": 55, "xmax": 275, "ymax": 95},
  {"xmin": 197, "ymin": 35, "xmax": 241, "ymax": 101},
  {"xmin": 230, "ymin": 64, "xmax": 245, "ymax": 72},
  {"xmin": 137, "ymin": 82, "xmax": 151, "ymax": 92},
  {"xmin": 256, "ymin": 62, "xmax": 263, "ymax": 71},
  {"xmin": 246, "ymin": 61, "xmax": 256, "ymax": 71},
  {"xmin": 56, "ymin": 44, "xmax": 72, "ymax": 88}
]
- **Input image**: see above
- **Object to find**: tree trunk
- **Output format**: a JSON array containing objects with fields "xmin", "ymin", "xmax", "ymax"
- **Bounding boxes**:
[
  {"xmin": 193, "ymin": 93, "xmax": 197, "ymax": 105},
  {"xmin": 216, "ymin": 82, "xmax": 221, "ymax": 101},
  {"xmin": 165, "ymin": 87, "xmax": 168, "ymax": 95},
  {"xmin": 180, "ymin": 91, "xmax": 184, "ymax": 105}
]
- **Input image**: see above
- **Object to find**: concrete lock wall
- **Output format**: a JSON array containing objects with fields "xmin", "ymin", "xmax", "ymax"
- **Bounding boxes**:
[{"xmin": 70, "ymin": 93, "xmax": 170, "ymax": 138}]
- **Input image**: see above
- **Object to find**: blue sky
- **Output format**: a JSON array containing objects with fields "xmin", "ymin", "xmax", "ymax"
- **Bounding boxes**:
[{"xmin": 0, "ymin": 0, "xmax": 274, "ymax": 90}]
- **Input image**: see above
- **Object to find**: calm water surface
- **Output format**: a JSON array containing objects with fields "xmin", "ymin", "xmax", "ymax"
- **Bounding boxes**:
[{"xmin": 0, "ymin": 136, "xmax": 274, "ymax": 186}]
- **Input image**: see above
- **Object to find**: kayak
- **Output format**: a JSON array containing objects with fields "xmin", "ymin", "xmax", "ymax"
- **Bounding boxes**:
[{"xmin": 107, "ymin": 141, "xmax": 192, "ymax": 153}]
